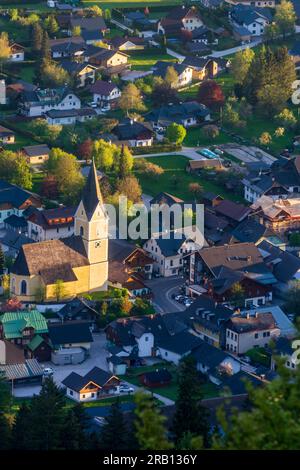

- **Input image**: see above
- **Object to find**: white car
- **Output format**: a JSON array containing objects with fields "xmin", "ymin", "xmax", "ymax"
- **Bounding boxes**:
[
  {"xmin": 117, "ymin": 385, "xmax": 134, "ymax": 394},
  {"xmin": 88, "ymin": 101, "xmax": 98, "ymax": 108},
  {"xmin": 43, "ymin": 367, "xmax": 54, "ymax": 376}
]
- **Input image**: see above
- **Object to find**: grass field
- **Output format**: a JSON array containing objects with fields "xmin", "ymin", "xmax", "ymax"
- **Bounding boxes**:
[
  {"xmin": 134, "ymin": 154, "xmax": 244, "ymax": 202},
  {"xmin": 128, "ymin": 51, "xmax": 177, "ymax": 71},
  {"xmin": 184, "ymin": 127, "xmax": 230, "ymax": 147},
  {"xmin": 82, "ymin": 0, "xmax": 181, "ymax": 8},
  {"xmin": 121, "ymin": 364, "xmax": 219, "ymax": 401}
]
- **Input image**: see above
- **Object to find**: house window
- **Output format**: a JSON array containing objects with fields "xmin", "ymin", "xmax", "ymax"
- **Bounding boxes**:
[
  {"xmin": 145, "ymin": 336, "xmax": 148, "ymax": 342},
  {"xmin": 254, "ymin": 333, "xmax": 259, "ymax": 339},
  {"xmin": 69, "ymin": 390, "xmax": 73, "ymax": 396},
  {"xmin": 20, "ymin": 280, "xmax": 27, "ymax": 295}
]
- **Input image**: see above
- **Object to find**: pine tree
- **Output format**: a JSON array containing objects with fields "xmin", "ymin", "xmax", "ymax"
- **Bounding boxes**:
[
  {"xmin": 99, "ymin": 401, "xmax": 129, "ymax": 450},
  {"xmin": 134, "ymin": 392, "xmax": 173, "ymax": 450},
  {"xmin": 171, "ymin": 356, "xmax": 210, "ymax": 447},
  {"xmin": 28, "ymin": 378, "xmax": 66, "ymax": 450},
  {"xmin": 32, "ymin": 22, "xmax": 43, "ymax": 53},
  {"xmin": 41, "ymin": 30, "xmax": 51, "ymax": 62},
  {"xmin": 118, "ymin": 145, "xmax": 133, "ymax": 179},
  {"xmin": 0, "ymin": 245, "xmax": 5, "ymax": 275},
  {"xmin": 12, "ymin": 402, "xmax": 32, "ymax": 450},
  {"xmin": 61, "ymin": 404, "xmax": 90, "ymax": 450}
]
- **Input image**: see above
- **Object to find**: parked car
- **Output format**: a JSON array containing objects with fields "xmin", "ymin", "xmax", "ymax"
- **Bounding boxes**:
[
  {"xmin": 117, "ymin": 384, "xmax": 134, "ymax": 394},
  {"xmin": 43, "ymin": 367, "xmax": 54, "ymax": 376},
  {"xmin": 88, "ymin": 101, "xmax": 98, "ymax": 108},
  {"xmin": 175, "ymin": 295, "xmax": 185, "ymax": 302}
]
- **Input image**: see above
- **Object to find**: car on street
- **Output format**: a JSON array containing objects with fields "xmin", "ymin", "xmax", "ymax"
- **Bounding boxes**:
[{"xmin": 115, "ymin": 384, "xmax": 135, "ymax": 394}]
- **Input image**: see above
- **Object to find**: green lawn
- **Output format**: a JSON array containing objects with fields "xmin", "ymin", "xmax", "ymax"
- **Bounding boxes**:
[
  {"xmin": 134, "ymin": 154, "xmax": 244, "ymax": 202},
  {"xmin": 121, "ymin": 363, "xmax": 219, "ymax": 401},
  {"xmin": 184, "ymin": 127, "xmax": 230, "ymax": 147},
  {"xmin": 82, "ymin": 0, "xmax": 181, "ymax": 8},
  {"xmin": 128, "ymin": 51, "xmax": 177, "ymax": 71},
  {"xmin": 0, "ymin": 3, "xmax": 51, "ymax": 11}
]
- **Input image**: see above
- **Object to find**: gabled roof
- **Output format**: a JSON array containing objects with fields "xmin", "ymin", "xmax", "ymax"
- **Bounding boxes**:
[
  {"xmin": 231, "ymin": 4, "xmax": 272, "ymax": 26},
  {"xmin": 81, "ymin": 161, "xmax": 104, "ymax": 219},
  {"xmin": 231, "ymin": 218, "xmax": 275, "ymax": 244},
  {"xmin": 192, "ymin": 339, "xmax": 229, "ymax": 369},
  {"xmin": 0, "ymin": 310, "xmax": 48, "ymax": 339},
  {"xmin": 22, "ymin": 144, "xmax": 50, "ymax": 157},
  {"xmin": 62, "ymin": 366, "xmax": 117, "ymax": 392},
  {"xmin": 146, "ymin": 101, "xmax": 210, "ymax": 126},
  {"xmin": 48, "ymin": 321, "xmax": 93, "ymax": 346},
  {"xmin": 113, "ymin": 118, "xmax": 153, "ymax": 140},
  {"xmin": 0, "ymin": 180, "xmax": 39, "ymax": 209},
  {"xmin": 157, "ymin": 330, "xmax": 202, "ymax": 355},
  {"xmin": 215, "ymin": 199, "xmax": 251, "ymax": 222},
  {"xmin": 70, "ymin": 16, "xmax": 107, "ymax": 32},
  {"xmin": 258, "ymin": 240, "xmax": 300, "ymax": 283},
  {"xmin": 90, "ymin": 79, "xmax": 119, "ymax": 96}
]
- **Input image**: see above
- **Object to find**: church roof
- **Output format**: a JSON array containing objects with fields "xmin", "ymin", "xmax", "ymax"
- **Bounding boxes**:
[
  {"xmin": 82, "ymin": 161, "xmax": 103, "ymax": 220},
  {"xmin": 11, "ymin": 236, "xmax": 89, "ymax": 282}
]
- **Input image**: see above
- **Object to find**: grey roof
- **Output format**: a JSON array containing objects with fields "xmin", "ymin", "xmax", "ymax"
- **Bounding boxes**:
[
  {"xmin": 155, "ymin": 232, "xmax": 187, "ymax": 257},
  {"xmin": 0, "ymin": 358, "xmax": 43, "ymax": 381},
  {"xmin": 274, "ymin": 337, "xmax": 293, "ymax": 356},
  {"xmin": 192, "ymin": 339, "xmax": 228, "ymax": 369},
  {"xmin": 22, "ymin": 144, "xmax": 50, "ymax": 157},
  {"xmin": 62, "ymin": 366, "xmax": 115, "ymax": 392},
  {"xmin": 231, "ymin": 5, "xmax": 272, "ymax": 26},
  {"xmin": 0, "ymin": 180, "xmax": 37, "ymax": 209},
  {"xmin": 81, "ymin": 29, "xmax": 103, "ymax": 41},
  {"xmin": 184, "ymin": 295, "xmax": 233, "ymax": 334},
  {"xmin": 146, "ymin": 100, "xmax": 210, "ymax": 127},
  {"xmin": 0, "ymin": 229, "xmax": 34, "ymax": 251},
  {"xmin": 49, "ymin": 321, "xmax": 93, "ymax": 347},
  {"xmin": 70, "ymin": 17, "xmax": 107, "ymax": 31},
  {"xmin": 60, "ymin": 60, "xmax": 94, "ymax": 75},
  {"xmin": 152, "ymin": 61, "xmax": 192, "ymax": 79},
  {"xmin": 4, "ymin": 214, "xmax": 27, "ymax": 228},
  {"xmin": 82, "ymin": 161, "xmax": 103, "ymax": 220},
  {"xmin": 157, "ymin": 330, "xmax": 202, "ymax": 355},
  {"xmin": 258, "ymin": 240, "xmax": 300, "ymax": 283},
  {"xmin": 231, "ymin": 219, "xmax": 275, "ymax": 244},
  {"xmin": 220, "ymin": 371, "xmax": 263, "ymax": 395},
  {"xmin": 113, "ymin": 118, "xmax": 153, "ymax": 140}
]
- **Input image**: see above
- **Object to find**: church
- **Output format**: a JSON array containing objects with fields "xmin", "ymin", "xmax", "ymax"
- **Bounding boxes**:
[{"xmin": 10, "ymin": 162, "xmax": 109, "ymax": 302}]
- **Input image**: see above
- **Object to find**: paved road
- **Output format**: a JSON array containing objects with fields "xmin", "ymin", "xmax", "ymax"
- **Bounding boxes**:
[
  {"xmin": 211, "ymin": 38, "xmax": 262, "ymax": 58},
  {"xmin": 133, "ymin": 146, "xmax": 207, "ymax": 161},
  {"xmin": 145, "ymin": 276, "xmax": 186, "ymax": 313}
]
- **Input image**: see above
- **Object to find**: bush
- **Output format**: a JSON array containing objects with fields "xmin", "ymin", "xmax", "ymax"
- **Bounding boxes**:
[{"xmin": 132, "ymin": 143, "xmax": 181, "ymax": 155}]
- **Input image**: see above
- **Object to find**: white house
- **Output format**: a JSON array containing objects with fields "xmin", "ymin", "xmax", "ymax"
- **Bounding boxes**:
[
  {"xmin": 62, "ymin": 367, "xmax": 120, "ymax": 402},
  {"xmin": 225, "ymin": 312, "xmax": 280, "ymax": 355},
  {"xmin": 27, "ymin": 206, "xmax": 75, "ymax": 242},
  {"xmin": 8, "ymin": 43, "xmax": 25, "ymax": 62},
  {"xmin": 90, "ymin": 80, "xmax": 121, "ymax": 108},
  {"xmin": 20, "ymin": 88, "xmax": 81, "ymax": 117}
]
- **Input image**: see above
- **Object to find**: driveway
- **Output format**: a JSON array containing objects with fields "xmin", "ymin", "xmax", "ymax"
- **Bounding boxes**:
[
  {"xmin": 145, "ymin": 276, "xmax": 186, "ymax": 313},
  {"xmin": 133, "ymin": 146, "xmax": 207, "ymax": 161}
]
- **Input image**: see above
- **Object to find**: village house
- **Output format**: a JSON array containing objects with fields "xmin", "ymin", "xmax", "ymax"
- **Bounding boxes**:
[
  {"xmin": 143, "ymin": 228, "xmax": 205, "ymax": 277},
  {"xmin": 258, "ymin": 240, "xmax": 300, "ymax": 294},
  {"xmin": 48, "ymin": 321, "xmax": 93, "ymax": 353},
  {"xmin": 157, "ymin": 5, "xmax": 204, "ymax": 36},
  {"xmin": 229, "ymin": 4, "xmax": 272, "ymax": 36},
  {"xmin": 147, "ymin": 101, "xmax": 210, "ymax": 129},
  {"xmin": 62, "ymin": 367, "xmax": 120, "ymax": 402},
  {"xmin": 86, "ymin": 47, "xmax": 129, "ymax": 72},
  {"xmin": 188, "ymin": 242, "xmax": 277, "ymax": 300},
  {"xmin": 19, "ymin": 87, "xmax": 81, "ymax": 117},
  {"xmin": 49, "ymin": 36, "xmax": 86, "ymax": 59},
  {"xmin": 27, "ymin": 206, "xmax": 75, "ymax": 242},
  {"xmin": 182, "ymin": 57, "xmax": 219, "ymax": 81},
  {"xmin": 0, "ymin": 310, "xmax": 51, "ymax": 362},
  {"xmin": 68, "ymin": 16, "xmax": 108, "ymax": 37},
  {"xmin": 184, "ymin": 295, "xmax": 233, "ymax": 348},
  {"xmin": 0, "ymin": 230, "xmax": 34, "ymax": 259},
  {"xmin": 214, "ymin": 199, "xmax": 251, "ymax": 226},
  {"xmin": 226, "ymin": 0, "xmax": 276, "ymax": 7},
  {"xmin": 0, "ymin": 125, "xmax": 15, "ymax": 145},
  {"xmin": 60, "ymin": 60, "xmax": 96, "ymax": 87},
  {"xmin": 0, "ymin": 180, "xmax": 41, "ymax": 227},
  {"xmin": 45, "ymin": 107, "xmax": 96, "ymax": 125},
  {"xmin": 107, "ymin": 36, "xmax": 146, "ymax": 51},
  {"xmin": 10, "ymin": 162, "xmax": 109, "ymax": 301},
  {"xmin": 251, "ymin": 195, "xmax": 300, "ymax": 234},
  {"xmin": 272, "ymin": 337, "xmax": 298, "ymax": 371},
  {"xmin": 90, "ymin": 80, "xmax": 121, "ymax": 108},
  {"xmin": 108, "ymin": 239, "xmax": 154, "ymax": 297},
  {"xmin": 4, "ymin": 214, "xmax": 28, "ymax": 234},
  {"xmin": 112, "ymin": 118, "xmax": 154, "ymax": 147},
  {"xmin": 225, "ymin": 311, "xmax": 280, "ymax": 355},
  {"xmin": 21, "ymin": 144, "xmax": 50, "ymax": 166},
  {"xmin": 186, "ymin": 159, "xmax": 223, "ymax": 173},
  {"xmin": 152, "ymin": 61, "xmax": 193, "ymax": 88},
  {"xmin": 243, "ymin": 156, "xmax": 300, "ymax": 203},
  {"xmin": 8, "ymin": 42, "xmax": 25, "ymax": 62}
]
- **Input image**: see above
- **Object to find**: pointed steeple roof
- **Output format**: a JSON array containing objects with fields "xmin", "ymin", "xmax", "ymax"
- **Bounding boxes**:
[{"xmin": 81, "ymin": 160, "xmax": 103, "ymax": 220}]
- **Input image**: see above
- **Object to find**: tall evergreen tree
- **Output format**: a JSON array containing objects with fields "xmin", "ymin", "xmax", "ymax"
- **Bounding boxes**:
[
  {"xmin": 0, "ymin": 245, "xmax": 5, "ymax": 275},
  {"xmin": 171, "ymin": 356, "xmax": 210, "ymax": 447},
  {"xmin": 61, "ymin": 404, "xmax": 90, "ymax": 450},
  {"xmin": 99, "ymin": 401, "xmax": 129, "ymax": 450},
  {"xmin": 41, "ymin": 30, "xmax": 51, "ymax": 62},
  {"xmin": 28, "ymin": 378, "xmax": 66, "ymax": 450},
  {"xmin": 32, "ymin": 22, "xmax": 43, "ymax": 53},
  {"xmin": 118, "ymin": 145, "xmax": 133, "ymax": 179},
  {"xmin": 12, "ymin": 402, "xmax": 32, "ymax": 450},
  {"xmin": 134, "ymin": 392, "xmax": 173, "ymax": 450}
]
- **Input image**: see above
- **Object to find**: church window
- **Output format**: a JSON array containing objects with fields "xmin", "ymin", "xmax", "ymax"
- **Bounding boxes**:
[
  {"xmin": 20, "ymin": 280, "xmax": 27, "ymax": 295},
  {"xmin": 80, "ymin": 226, "xmax": 84, "ymax": 236}
]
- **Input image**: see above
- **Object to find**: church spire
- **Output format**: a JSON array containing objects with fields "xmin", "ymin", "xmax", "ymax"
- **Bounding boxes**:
[{"xmin": 81, "ymin": 160, "xmax": 103, "ymax": 220}]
